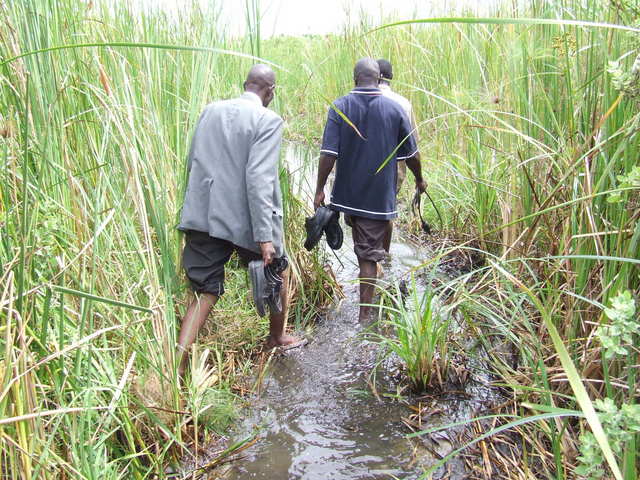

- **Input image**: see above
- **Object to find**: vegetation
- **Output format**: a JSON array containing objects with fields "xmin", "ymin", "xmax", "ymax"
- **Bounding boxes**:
[
  {"xmin": 373, "ymin": 277, "xmax": 451, "ymax": 392},
  {"xmin": 0, "ymin": 1, "xmax": 333, "ymax": 478},
  {"xmin": 1, "ymin": 0, "xmax": 639, "ymax": 478}
]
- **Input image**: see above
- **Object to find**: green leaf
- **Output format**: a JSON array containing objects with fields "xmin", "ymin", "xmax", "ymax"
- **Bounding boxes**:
[
  {"xmin": 368, "ymin": 17, "xmax": 640, "ymax": 35},
  {"xmin": 52, "ymin": 285, "xmax": 152, "ymax": 313}
]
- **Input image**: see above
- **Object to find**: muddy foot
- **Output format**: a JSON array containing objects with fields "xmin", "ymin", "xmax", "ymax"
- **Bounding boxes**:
[{"xmin": 265, "ymin": 335, "xmax": 306, "ymax": 350}]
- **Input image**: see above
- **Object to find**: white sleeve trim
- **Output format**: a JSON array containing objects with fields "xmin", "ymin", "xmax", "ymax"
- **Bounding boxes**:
[
  {"xmin": 320, "ymin": 149, "xmax": 339, "ymax": 156},
  {"xmin": 396, "ymin": 148, "xmax": 419, "ymax": 160},
  {"xmin": 330, "ymin": 202, "xmax": 397, "ymax": 216}
]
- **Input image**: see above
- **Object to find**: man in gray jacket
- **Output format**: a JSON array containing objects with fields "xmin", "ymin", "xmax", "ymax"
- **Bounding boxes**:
[{"xmin": 177, "ymin": 64, "xmax": 299, "ymax": 375}]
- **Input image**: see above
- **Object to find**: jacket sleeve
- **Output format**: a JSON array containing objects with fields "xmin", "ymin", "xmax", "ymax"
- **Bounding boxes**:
[
  {"xmin": 187, "ymin": 110, "xmax": 205, "ymax": 173},
  {"xmin": 246, "ymin": 112, "xmax": 284, "ymax": 243}
]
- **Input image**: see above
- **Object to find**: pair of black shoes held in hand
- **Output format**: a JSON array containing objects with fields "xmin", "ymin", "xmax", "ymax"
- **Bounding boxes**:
[
  {"xmin": 249, "ymin": 256, "xmax": 288, "ymax": 317},
  {"xmin": 304, "ymin": 206, "xmax": 343, "ymax": 251},
  {"xmin": 249, "ymin": 206, "xmax": 342, "ymax": 317}
]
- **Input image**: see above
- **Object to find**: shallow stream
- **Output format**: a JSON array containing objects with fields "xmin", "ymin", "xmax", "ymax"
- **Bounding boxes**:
[
  {"xmin": 225, "ymin": 233, "xmax": 432, "ymax": 480},
  {"xmin": 220, "ymin": 145, "xmax": 499, "ymax": 479}
]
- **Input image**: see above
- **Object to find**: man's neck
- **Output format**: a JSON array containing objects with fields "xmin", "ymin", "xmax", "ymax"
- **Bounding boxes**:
[{"xmin": 355, "ymin": 82, "xmax": 379, "ymax": 89}]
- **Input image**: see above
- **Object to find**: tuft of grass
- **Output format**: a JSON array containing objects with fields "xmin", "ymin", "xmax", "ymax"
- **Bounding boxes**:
[{"xmin": 373, "ymin": 277, "xmax": 450, "ymax": 392}]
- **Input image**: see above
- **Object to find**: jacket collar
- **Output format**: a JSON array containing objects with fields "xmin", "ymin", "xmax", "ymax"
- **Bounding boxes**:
[{"xmin": 241, "ymin": 91, "xmax": 263, "ymax": 106}]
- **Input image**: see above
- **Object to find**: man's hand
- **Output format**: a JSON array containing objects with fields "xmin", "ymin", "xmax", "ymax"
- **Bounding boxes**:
[
  {"xmin": 416, "ymin": 179, "xmax": 427, "ymax": 194},
  {"xmin": 314, "ymin": 191, "xmax": 325, "ymax": 210},
  {"xmin": 259, "ymin": 241, "xmax": 276, "ymax": 266}
]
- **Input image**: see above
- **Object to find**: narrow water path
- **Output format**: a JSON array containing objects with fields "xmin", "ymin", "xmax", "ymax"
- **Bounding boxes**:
[
  {"xmin": 220, "ymin": 145, "xmax": 499, "ymax": 478},
  {"xmin": 225, "ymin": 232, "xmax": 429, "ymax": 480}
]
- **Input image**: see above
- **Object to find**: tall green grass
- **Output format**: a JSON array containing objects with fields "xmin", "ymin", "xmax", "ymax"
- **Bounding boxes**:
[
  {"xmin": 2, "ymin": 0, "xmax": 639, "ymax": 478},
  {"xmin": 259, "ymin": 1, "xmax": 638, "ymax": 477},
  {"xmin": 0, "ymin": 1, "xmax": 332, "ymax": 478},
  {"xmin": 349, "ymin": 3, "xmax": 637, "ymax": 477}
]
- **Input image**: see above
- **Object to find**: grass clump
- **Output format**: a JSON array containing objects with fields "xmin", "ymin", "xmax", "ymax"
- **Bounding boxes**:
[{"xmin": 374, "ymin": 278, "xmax": 450, "ymax": 392}]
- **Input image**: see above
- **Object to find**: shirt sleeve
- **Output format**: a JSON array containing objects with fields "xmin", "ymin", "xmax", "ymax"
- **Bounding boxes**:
[
  {"xmin": 246, "ymin": 113, "xmax": 284, "ymax": 243},
  {"xmin": 320, "ymin": 104, "xmax": 341, "ymax": 157},
  {"xmin": 396, "ymin": 109, "xmax": 418, "ymax": 161}
]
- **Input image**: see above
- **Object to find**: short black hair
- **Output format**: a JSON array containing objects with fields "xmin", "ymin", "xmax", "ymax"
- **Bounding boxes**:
[{"xmin": 377, "ymin": 59, "xmax": 393, "ymax": 80}]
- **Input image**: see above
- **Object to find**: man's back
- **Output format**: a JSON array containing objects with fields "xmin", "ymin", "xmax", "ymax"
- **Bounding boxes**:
[
  {"xmin": 179, "ymin": 92, "xmax": 285, "ymax": 255},
  {"xmin": 320, "ymin": 87, "xmax": 417, "ymax": 220}
]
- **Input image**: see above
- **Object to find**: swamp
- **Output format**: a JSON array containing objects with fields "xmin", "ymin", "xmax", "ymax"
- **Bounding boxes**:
[{"xmin": 1, "ymin": 0, "xmax": 639, "ymax": 479}]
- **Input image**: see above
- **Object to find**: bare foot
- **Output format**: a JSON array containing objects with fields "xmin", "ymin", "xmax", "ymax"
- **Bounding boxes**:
[{"xmin": 265, "ymin": 334, "xmax": 304, "ymax": 349}]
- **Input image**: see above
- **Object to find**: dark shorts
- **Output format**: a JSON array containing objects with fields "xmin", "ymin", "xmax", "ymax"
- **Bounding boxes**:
[
  {"xmin": 182, "ymin": 230, "xmax": 261, "ymax": 296},
  {"xmin": 345, "ymin": 215, "xmax": 390, "ymax": 263}
]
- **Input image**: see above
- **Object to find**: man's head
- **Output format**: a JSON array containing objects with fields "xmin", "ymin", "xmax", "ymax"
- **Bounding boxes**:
[
  {"xmin": 244, "ymin": 64, "xmax": 276, "ymax": 107},
  {"xmin": 353, "ymin": 58, "xmax": 380, "ymax": 88},
  {"xmin": 377, "ymin": 59, "xmax": 393, "ymax": 84}
]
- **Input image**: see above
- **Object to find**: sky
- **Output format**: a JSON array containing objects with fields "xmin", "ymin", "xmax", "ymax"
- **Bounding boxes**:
[{"xmin": 139, "ymin": 0, "xmax": 504, "ymax": 37}]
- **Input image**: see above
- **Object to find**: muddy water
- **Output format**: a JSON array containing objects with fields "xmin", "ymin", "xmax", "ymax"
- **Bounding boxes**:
[
  {"xmin": 226, "ymin": 233, "xmax": 430, "ymax": 480},
  {"xmin": 222, "ymin": 145, "xmax": 498, "ymax": 479}
]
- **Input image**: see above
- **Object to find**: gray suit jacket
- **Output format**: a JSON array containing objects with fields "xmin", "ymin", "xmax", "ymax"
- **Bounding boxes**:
[{"xmin": 178, "ymin": 92, "xmax": 285, "ymax": 257}]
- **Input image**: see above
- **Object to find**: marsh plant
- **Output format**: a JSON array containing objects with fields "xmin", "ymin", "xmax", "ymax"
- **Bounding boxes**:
[
  {"xmin": 2, "ymin": 0, "xmax": 640, "ymax": 477},
  {"xmin": 596, "ymin": 290, "xmax": 637, "ymax": 359},
  {"xmin": 577, "ymin": 398, "xmax": 640, "ymax": 480},
  {"xmin": 375, "ymin": 278, "xmax": 450, "ymax": 392}
]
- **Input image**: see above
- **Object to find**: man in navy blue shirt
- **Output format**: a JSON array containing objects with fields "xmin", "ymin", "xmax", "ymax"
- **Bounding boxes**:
[{"xmin": 314, "ymin": 58, "xmax": 425, "ymax": 321}]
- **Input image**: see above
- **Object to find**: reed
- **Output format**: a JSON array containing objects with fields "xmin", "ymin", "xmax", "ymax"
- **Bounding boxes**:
[{"xmin": 264, "ymin": 1, "xmax": 638, "ymax": 477}]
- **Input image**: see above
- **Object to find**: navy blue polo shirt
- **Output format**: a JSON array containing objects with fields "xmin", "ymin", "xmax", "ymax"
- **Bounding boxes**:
[{"xmin": 320, "ymin": 87, "xmax": 418, "ymax": 220}]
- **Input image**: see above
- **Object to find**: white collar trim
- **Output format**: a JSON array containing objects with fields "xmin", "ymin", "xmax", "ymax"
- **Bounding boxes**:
[{"xmin": 350, "ymin": 88, "xmax": 382, "ymax": 95}]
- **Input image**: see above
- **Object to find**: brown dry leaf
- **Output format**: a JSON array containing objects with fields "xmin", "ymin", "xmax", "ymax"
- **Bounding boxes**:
[{"xmin": 98, "ymin": 62, "xmax": 111, "ymax": 96}]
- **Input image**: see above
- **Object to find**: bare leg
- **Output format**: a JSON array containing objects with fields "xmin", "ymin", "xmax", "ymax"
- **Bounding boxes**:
[
  {"xmin": 266, "ymin": 268, "xmax": 301, "ymax": 348},
  {"xmin": 177, "ymin": 293, "xmax": 218, "ymax": 377},
  {"xmin": 358, "ymin": 258, "xmax": 378, "ymax": 322}
]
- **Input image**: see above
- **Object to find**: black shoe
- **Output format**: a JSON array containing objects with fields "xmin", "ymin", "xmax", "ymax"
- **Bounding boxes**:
[
  {"xmin": 249, "ymin": 257, "xmax": 288, "ymax": 317},
  {"xmin": 304, "ymin": 206, "xmax": 334, "ymax": 251},
  {"xmin": 323, "ymin": 211, "xmax": 343, "ymax": 250},
  {"xmin": 264, "ymin": 257, "xmax": 287, "ymax": 313},
  {"xmin": 249, "ymin": 260, "xmax": 267, "ymax": 316}
]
